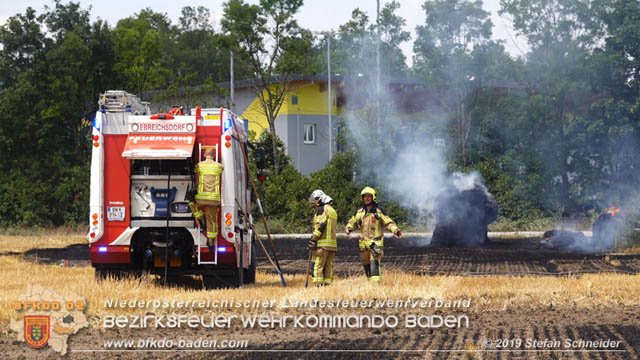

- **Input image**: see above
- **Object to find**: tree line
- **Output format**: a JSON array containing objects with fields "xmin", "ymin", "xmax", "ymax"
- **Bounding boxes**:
[{"xmin": 0, "ymin": 0, "xmax": 639, "ymax": 233}]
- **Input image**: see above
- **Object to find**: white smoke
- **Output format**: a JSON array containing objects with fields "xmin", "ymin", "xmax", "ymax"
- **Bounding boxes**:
[
  {"xmin": 336, "ymin": 4, "xmax": 491, "ymax": 232},
  {"xmin": 385, "ymin": 143, "xmax": 448, "ymax": 212},
  {"xmin": 451, "ymin": 172, "xmax": 483, "ymax": 192},
  {"xmin": 343, "ymin": 99, "xmax": 487, "ymax": 228}
]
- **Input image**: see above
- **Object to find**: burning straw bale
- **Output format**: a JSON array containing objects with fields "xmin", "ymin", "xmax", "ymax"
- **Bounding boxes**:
[
  {"xmin": 592, "ymin": 213, "xmax": 619, "ymax": 250},
  {"xmin": 539, "ymin": 209, "xmax": 623, "ymax": 253},
  {"xmin": 538, "ymin": 230, "xmax": 590, "ymax": 252},
  {"xmin": 431, "ymin": 183, "xmax": 498, "ymax": 247}
]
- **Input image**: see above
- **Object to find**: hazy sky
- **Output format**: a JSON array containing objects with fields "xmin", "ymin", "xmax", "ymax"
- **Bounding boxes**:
[{"xmin": 1, "ymin": 0, "xmax": 529, "ymax": 65}]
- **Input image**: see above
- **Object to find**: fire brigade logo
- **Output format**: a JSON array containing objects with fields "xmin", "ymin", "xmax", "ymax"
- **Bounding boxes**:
[
  {"xmin": 24, "ymin": 315, "xmax": 50, "ymax": 348},
  {"xmin": 10, "ymin": 284, "xmax": 89, "ymax": 355}
]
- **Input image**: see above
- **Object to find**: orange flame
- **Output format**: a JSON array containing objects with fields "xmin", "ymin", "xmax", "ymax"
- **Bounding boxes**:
[{"xmin": 605, "ymin": 206, "xmax": 622, "ymax": 217}]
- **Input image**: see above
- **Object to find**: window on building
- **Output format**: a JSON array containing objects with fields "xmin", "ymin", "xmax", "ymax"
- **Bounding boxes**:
[
  {"xmin": 291, "ymin": 95, "xmax": 298, "ymax": 105},
  {"xmin": 304, "ymin": 124, "xmax": 315, "ymax": 144}
]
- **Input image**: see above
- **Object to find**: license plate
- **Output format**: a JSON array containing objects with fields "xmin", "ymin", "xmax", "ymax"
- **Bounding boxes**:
[
  {"xmin": 154, "ymin": 256, "xmax": 182, "ymax": 267},
  {"xmin": 107, "ymin": 206, "xmax": 125, "ymax": 221}
]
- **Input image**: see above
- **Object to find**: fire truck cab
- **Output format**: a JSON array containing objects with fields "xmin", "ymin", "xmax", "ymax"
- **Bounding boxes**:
[{"xmin": 88, "ymin": 90, "xmax": 254, "ymax": 288}]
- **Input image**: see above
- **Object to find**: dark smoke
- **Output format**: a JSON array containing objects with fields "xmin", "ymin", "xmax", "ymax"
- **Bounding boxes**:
[
  {"xmin": 538, "ymin": 230, "xmax": 589, "ymax": 252},
  {"xmin": 539, "ymin": 213, "xmax": 619, "ymax": 253},
  {"xmin": 591, "ymin": 214, "xmax": 618, "ymax": 251},
  {"xmin": 431, "ymin": 181, "xmax": 498, "ymax": 247}
]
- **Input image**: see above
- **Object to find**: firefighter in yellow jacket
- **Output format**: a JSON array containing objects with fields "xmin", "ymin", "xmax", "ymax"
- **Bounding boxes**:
[
  {"xmin": 345, "ymin": 187, "xmax": 402, "ymax": 281},
  {"xmin": 308, "ymin": 189, "xmax": 338, "ymax": 286},
  {"xmin": 189, "ymin": 148, "xmax": 224, "ymax": 250}
]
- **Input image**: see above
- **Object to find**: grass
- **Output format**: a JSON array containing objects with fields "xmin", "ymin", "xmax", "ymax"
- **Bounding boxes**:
[
  {"xmin": 1, "ymin": 233, "xmax": 640, "ymax": 332},
  {"xmin": 0, "ymin": 233, "xmax": 86, "ymax": 254},
  {"xmin": 2, "ymin": 254, "xmax": 640, "ymax": 331},
  {"xmin": 0, "ymin": 224, "xmax": 87, "ymax": 237},
  {"xmin": 621, "ymin": 245, "xmax": 640, "ymax": 254}
]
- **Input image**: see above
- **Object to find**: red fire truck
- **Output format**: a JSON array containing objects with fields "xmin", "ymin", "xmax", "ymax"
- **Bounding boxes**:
[{"xmin": 87, "ymin": 90, "xmax": 255, "ymax": 288}]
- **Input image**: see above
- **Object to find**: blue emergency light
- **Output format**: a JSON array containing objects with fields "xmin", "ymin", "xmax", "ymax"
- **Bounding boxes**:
[
  {"xmin": 217, "ymin": 246, "xmax": 227, "ymax": 253},
  {"xmin": 98, "ymin": 246, "xmax": 107, "ymax": 252}
]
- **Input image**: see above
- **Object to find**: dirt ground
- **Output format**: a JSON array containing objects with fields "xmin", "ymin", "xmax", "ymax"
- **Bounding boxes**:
[
  {"xmin": 2, "ymin": 306, "xmax": 639, "ymax": 359},
  {"xmin": 257, "ymin": 237, "xmax": 640, "ymax": 277},
  {"xmin": 17, "ymin": 237, "xmax": 640, "ymax": 276},
  {"xmin": 3, "ymin": 236, "xmax": 640, "ymax": 359}
]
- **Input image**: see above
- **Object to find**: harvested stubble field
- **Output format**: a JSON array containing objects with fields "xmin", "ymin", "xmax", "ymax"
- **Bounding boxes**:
[{"xmin": 0, "ymin": 233, "xmax": 639, "ymax": 359}]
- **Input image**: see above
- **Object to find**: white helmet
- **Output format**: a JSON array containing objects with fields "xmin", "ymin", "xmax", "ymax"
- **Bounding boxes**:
[{"xmin": 309, "ymin": 189, "xmax": 332, "ymax": 205}]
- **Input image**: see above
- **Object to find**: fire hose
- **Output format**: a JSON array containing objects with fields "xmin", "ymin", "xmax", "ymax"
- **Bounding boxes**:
[
  {"xmin": 304, "ymin": 249, "xmax": 313, "ymax": 288},
  {"xmin": 235, "ymin": 199, "xmax": 284, "ymax": 285},
  {"xmin": 230, "ymin": 117, "xmax": 286, "ymax": 287}
]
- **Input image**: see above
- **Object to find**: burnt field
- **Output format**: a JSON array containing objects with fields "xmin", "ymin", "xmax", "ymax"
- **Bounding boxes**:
[
  {"xmin": 3, "ymin": 234, "xmax": 640, "ymax": 359},
  {"xmin": 18, "ymin": 236, "xmax": 640, "ymax": 276},
  {"xmin": 259, "ymin": 236, "xmax": 640, "ymax": 277}
]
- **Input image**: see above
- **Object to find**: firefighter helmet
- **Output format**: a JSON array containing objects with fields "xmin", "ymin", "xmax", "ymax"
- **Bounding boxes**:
[
  {"xmin": 360, "ymin": 186, "xmax": 376, "ymax": 202},
  {"xmin": 309, "ymin": 189, "xmax": 326, "ymax": 206}
]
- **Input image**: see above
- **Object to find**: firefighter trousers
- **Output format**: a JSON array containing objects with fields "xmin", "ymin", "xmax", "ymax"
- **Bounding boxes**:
[
  {"xmin": 360, "ymin": 247, "xmax": 384, "ymax": 281},
  {"xmin": 191, "ymin": 200, "xmax": 220, "ymax": 247},
  {"xmin": 313, "ymin": 248, "xmax": 336, "ymax": 285}
]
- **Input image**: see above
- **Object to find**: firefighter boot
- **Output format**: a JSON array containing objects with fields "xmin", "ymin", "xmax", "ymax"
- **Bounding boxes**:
[
  {"xmin": 207, "ymin": 237, "xmax": 215, "ymax": 254},
  {"xmin": 369, "ymin": 260, "xmax": 381, "ymax": 282},
  {"xmin": 363, "ymin": 264, "xmax": 371, "ymax": 278}
]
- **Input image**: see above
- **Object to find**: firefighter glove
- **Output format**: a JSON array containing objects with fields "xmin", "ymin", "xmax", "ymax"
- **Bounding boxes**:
[
  {"xmin": 369, "ymin": 243, "xmax": 381, "ymax": 257},
  {"xmin": 396, "ymin": 230, "xmax": 402, "ymax": 238},
  {"xmin": 308, "ymin": 237, "xmax": 317, "ymax": 249},
  {"xmin": 186, "ymin": 188, "xmax": 197, "ymax": 202}
]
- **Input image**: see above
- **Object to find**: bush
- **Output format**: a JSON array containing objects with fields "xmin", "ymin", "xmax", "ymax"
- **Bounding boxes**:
[
  {"xmin": 489, "ymin": 216, "xmax": 560, "ymax": 232},
  {"xmin": 617, "ymin": 217, "xmax": 640, "ymax": 249},
  {"xmin": 257, "ymin": 164, "xmax": 312, "ymax": 232},
  {"xmin": 254, "ymin": 152, "xmax": 412, "ymax": 233},
  {"xmin": 249, "ymin": 130, "xmax": 291, "ymax": 170},
  {"xmin": 0, "ymin": 163, "xmax": 89, "ymax": 227},
  {"xmin": 309, "ymin": 152, "xmax": 360, "ymax": 223}
]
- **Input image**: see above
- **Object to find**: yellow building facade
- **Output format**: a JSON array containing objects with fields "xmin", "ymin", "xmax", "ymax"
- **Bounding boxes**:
[{"xmin": 241, "ymin": 80, "xmax": 341, "ymax": 136}]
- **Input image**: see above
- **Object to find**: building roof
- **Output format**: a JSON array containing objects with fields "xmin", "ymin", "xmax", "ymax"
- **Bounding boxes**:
[{"xmin": 140, "ymin": 74, "xmax": 428, "ymax": 101}]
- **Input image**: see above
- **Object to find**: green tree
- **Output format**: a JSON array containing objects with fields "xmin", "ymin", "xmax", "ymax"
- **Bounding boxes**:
[
  {"xmin": 86, "ymin": 19, "xmax": 120, "ymax": 100},
  {"xmin": 169, "ymin": 6, "xmax": 250, "ymax": 87},
  {"xmin": 309, "ymin": 152, "xmax": 359, "ymax": 223},
  {"xmin": 579, "ymin": 0, "xmax": 640, "ymax": 207},
  {"xmin": 42, "ymin": 0, "xmax": 91, "ymax": 41},
  {"xmin": 250, "ymin": 130, "xmax": 291, "ymax": 171},
  {"xmin": 413, "ymin": 0, "xmax": 496, "ymax": 166},
  {"xmin": 500, "ymin": 0, "xmax": 603, "ymax": 214},
  {"xmin": 0, "ymin": 2, "xmax": 115, "ymax": 226},
  {"xmin": 179, "ymin": 5, "xmax": 213, "ymax": 32},
  {"xmin": 317, "ymin": 2, "xmax": 410, "ymax": 78},
  {"xmin": 221, "ymin": 0, "xmax": 306, "ymax": 175},
  {"xmin": 0, "ymin": 8, "xmax": 47, "ymax": 86},
  {"xmin": 112, "ymin": 11, "xmax": 165, "ymax": 94}
]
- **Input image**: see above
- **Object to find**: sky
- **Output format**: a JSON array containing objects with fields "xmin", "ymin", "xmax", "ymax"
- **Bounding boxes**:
[{"xmin": 0, "ymin": 0, "xmax": 529, "ymax": 66}]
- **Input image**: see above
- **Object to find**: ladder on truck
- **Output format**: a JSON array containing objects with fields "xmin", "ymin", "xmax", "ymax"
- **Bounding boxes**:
[
  {"xmin": 98, "ymin": 90, "xmax": 150, "ymax": 114},
  {"xmin": 195, "ymin": 143, "xmax": 219, "ymax": 265}
]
